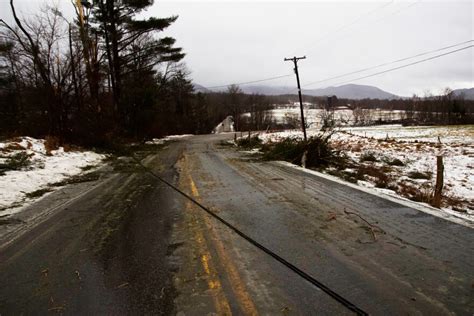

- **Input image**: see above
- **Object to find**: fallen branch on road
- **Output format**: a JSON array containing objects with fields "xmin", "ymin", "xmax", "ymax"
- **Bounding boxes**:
[{"xmin": 343, "ymin": 208, "xmax": 384, "ymax": 241}]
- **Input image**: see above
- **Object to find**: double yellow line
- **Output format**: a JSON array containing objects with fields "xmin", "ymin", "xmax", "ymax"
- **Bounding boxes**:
[{"xmin": 187, "ymin": 172, "xmax": 258, "ymax": 315}]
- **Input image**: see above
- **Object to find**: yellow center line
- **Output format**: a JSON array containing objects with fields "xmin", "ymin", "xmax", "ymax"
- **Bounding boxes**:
[
  {"xmin": 188, "ymin": 175, "xmax": 259, "ymax": 316},
  {"xmin": 185, "ymin": 200, "xmax": 232, "ymax": 315}
]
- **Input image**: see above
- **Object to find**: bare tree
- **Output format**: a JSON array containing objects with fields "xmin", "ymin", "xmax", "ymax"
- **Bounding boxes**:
[
  {"xmin": 0, "ymin": 1, "xmax": 72, "ymax": 137},
  {"xmin": 227, "ymin": 84, "xmax": 243, "ymax": 130}
]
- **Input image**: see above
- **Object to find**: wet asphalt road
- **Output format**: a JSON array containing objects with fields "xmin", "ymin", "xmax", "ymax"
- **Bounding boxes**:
[{"xmin": 1, "ymin": 133, "xmax": 473, "ymax": 315}]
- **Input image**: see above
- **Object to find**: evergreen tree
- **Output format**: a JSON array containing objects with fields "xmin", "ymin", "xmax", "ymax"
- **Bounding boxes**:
[{"xmin": 90, "ymin": 0, "xmax": 184, "ymax": 130}]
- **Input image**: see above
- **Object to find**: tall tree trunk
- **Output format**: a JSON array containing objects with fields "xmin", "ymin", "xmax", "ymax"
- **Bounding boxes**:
[
  {"xmin": 107, "ymin": 0, "xmax": 122, "ymax": 125},
  {"xmin": 69, "ymin": 24, "xmax": 81, "ymax": 112}
]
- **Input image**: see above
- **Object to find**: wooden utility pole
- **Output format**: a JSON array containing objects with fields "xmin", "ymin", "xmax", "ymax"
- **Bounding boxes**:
[
  {"xmin": 433, "ymin": 155, "xmax": 444, "ymax": 208},
  {"xmin": 285, "ymin": 56, "xmax": 307, "ymax": 141}
]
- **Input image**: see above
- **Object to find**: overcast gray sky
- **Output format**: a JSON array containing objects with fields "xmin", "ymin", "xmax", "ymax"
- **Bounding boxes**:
[{"xmin": 1, "ymin": 0, "xmax": 473, "ymax": 96}]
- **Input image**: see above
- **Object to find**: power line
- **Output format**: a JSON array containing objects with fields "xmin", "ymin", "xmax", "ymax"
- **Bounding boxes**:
[
  {"xmin": 204, "ymin": 74, "xmax": 292, "ymax": 90},
  {"xmin": 303, "ymin": 39, "xmax": 473, "ymax": 87},
  {"xmin": 321, "ymin": 45, "xmax": 473, "ymax": 87},
  {"xmin": 371, "ymin": 0, "xmax": 421, "ymax": 26},
  {"xmin": 132, "ymin": 155, "xmax": 368, "ymax": 315},
  {"xmin": 299, "ymin": 0, "xmax": 421, "ymax": 66},
  {"xmin": 297, "ymin": 1, "xmax": 394, "ymax": 55},
  {"xmin": 199, "ymin": 1, "xmax": 422, "ymax": 93},
  {"xmin": 201, "ymin": 43, "xmax": 471, "ymax": 95}
]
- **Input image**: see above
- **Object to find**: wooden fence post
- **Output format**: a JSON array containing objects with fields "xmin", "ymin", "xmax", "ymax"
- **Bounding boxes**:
[{"xmin": 432, "ymin": 155, "xmax": 444, "ymax": 208}]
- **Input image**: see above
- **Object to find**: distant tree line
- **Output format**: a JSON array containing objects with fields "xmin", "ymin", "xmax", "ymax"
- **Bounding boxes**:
[
  {"xmin": 348, "ymin": 89, "xmax": 474, "ymax": 125},
  {"xmin": 279, "ymin": 90, "xmax": 474, "ymax": 126},
  {"xmin": 311, "ymin": 89, "xmax": 474, "ymax": 125}
]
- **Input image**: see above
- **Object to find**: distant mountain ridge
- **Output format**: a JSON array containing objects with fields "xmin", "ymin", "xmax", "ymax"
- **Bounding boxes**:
[
  {"xmin": 453, "ymin": 88, "xmax": 474, "ymax": 100},
  {"xmin": 193, "ymin": 83, "xmax": 211, "ymax": 93},
  {"xmin": 203, "ymin": 83, "xmax": 399, "ymax": 100},
  {"xmin": 196, "ymin": 82, "xmax": 474, "ymax": 100},
  {"xmin": 302, "ymin": 84, "xmax": 399, "ymax": 100}
]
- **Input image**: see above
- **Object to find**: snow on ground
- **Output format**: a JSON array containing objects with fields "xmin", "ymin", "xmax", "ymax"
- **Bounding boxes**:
[
  {"xmin": 166, "ymin": 134, "xmax": 194, "ymax": 140},
  {"xmin": 342, "ymin": 124, "xmax": 474, "ymax": 144},
  {"xmin": 267, "ymin": 108, "xmax": 405, "ymax": 127},
  {"xmin": 0, "ymin": 137, "xmax": 105, "ymax": 216},
  {"xmin": 145, "ymin": 134, "xmax": 194, "ymax": 145},
  {"xmin": 256, "ymin": 125, "xmax": 474, "ymax": 222}
]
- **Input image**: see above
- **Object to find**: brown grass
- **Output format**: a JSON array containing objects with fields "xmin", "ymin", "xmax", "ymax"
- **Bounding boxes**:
[
  {"xmin": 4, "ymin": 143, "xmax": 24, "ymax": 151},
  {"xmin": 44, "ymin": 136, "xmax": 60, "ymax": 155},
  {"xmin": 357, "ymin": 165, "xmax": 393, "ymax": 188},
  {"xmin": 398, "ymin": 182, "xmax": 432, "ymax": 204}
]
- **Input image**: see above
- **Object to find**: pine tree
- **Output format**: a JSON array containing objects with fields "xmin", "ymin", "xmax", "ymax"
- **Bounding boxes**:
[{"xmin": 89, "ymin": 0, "xmax": 184, "ymax": 129}]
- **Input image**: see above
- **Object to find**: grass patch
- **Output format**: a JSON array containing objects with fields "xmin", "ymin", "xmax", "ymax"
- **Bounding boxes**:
[
  {"xmin": 25, "ymin": 188, "xmax": 53, "ymax": 198},
  {"xmin": 398, "ymin": 182, "xmax": 432, "ymax": 203},
  {"xmin": 0, "ymin": 152, "xmax": 32, "ymax": 173},
  {"xmin": 51, "ymin": 172, "xmax": 101, "ymax": 187},
  {"xmin": 97, "ymin": 141, "xmax": 166, "ymax": 158},
  {"xmin": 407, "ymin": 171, "xmax": 432, "ymax": 180},
  {"xmin": 360, "ymin": 151, "xmax": 378, "ymax": 162},
  {"xmin": 383, "ymin": 157, "xmax": 405, "ymax": 166},
  {"xmin": 97, "ymin": 141, "xmax": 167, "ymax": 172},
  {"xmin": 357, "ymin": 165, "xmax": 393, "ymax": 188}
]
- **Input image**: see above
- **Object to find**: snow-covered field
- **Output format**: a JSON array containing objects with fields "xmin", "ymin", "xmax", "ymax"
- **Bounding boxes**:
[
  {"xmin": 0, "ymin": 137, "xmax": 105, "ymax": 216},
  {"xmin": 343, "ymin": 124, "xmax": 473, "ymax": 144},
  {"xmin": 267, "ymin": 108, "xmax": 405, "ymax": 127},
  {"xmin": 257, "ymin": 125, "xmax": 474, "ymax": 222}
]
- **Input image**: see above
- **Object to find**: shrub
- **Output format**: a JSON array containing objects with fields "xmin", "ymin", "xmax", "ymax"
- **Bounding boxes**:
[
  {"xmin": 25, "ymin": 188, "xmax": 52, "ymax": 198},
  {"xmin": 398, "ymin": 182, "xmax": 432, "ymax": 203},
  {"xmin": 261, "ymin": 134, "xmax": 338, "ymax": 168},
  {"xmin": 360, "ymin": 151, "xmax": 378, "ymax": 162},
  {"xmin": 384, "ymin": 157, "xmax": 405, "ymax": 166},
  {"xmin": 236, "ymin": 135, "xmax": 262, "ymax": 149},
  {"xmin": 356, "ymin": 165, "xmax": 392, "ymax": 188},
  {"xmin": 0, "ymin": 152, "xmax": 32, "ymax": 173},
  {"xmin": 407, "ymin": 171, "xmax": 432, "ymax": 180}
]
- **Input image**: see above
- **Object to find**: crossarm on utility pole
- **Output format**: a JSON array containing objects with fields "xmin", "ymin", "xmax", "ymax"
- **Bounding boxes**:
[{"xmin": 284, "ymin": 56, "xmax": 307, "ymax": 141}]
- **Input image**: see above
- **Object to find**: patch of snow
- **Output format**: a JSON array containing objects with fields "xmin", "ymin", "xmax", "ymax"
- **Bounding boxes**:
[
  {"xmin": 265, "ymin": 108, "xmax": 405, "ymax": 127},
  {"xmin": 165, "ymin": 134, "xmax": 193, "ymax": 140},
  {"xmin": 145, "ymin": 134, "xmax": 194, "ymax": 145},
  {"xmin": 240, "ymin": 148, "xmax": 261, "ymax": 154},
  {"xmin": 0, "ymin": 137, "xmax": 105, "ymax": 216},
  {"xmin": 145, "ymin": 138, "xmax": 165, "ymax": 145},
  {"xmin": 341, "ymin": 124, "xmax": 474, "ymax": 144}
]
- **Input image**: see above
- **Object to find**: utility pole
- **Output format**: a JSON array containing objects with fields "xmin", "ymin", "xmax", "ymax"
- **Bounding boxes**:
[{"xmin": 284, "ymin": 56, "xmax": 307, "ymax": 141}]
